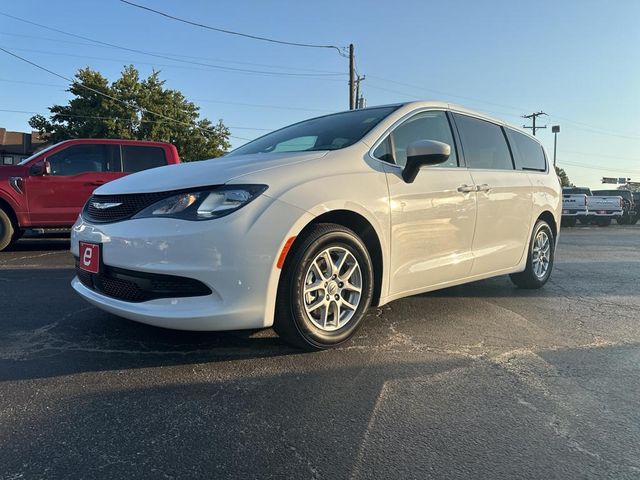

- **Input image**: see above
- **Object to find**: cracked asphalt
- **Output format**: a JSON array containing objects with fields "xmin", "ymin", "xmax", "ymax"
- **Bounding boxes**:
[{"xmin": 0, "ymin": 226, "xmax": 639, "ymax": 479}]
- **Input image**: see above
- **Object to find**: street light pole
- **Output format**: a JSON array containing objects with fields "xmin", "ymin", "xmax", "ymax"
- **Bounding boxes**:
[{"xmin": 552, "ymin": 125, "xmax": 560, "ymax": 166}]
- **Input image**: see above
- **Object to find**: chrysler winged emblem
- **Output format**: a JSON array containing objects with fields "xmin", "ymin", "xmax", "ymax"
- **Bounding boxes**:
[{"xmin": 91, "ymin": 201, "xmax": 122, "ymax": 210}]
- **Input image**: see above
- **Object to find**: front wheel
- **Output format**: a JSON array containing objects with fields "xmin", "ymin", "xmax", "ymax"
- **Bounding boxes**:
[
  {"xmin": 274, "ymin": 223, "xmax": 374, "ymax": 350},
  {"xmin": 0, "ymin": 208, "xmax": 16, "ymax": 252},
  {"xmin": 510, "ymin": 220, "xmax": 555, "ymax": 289}
]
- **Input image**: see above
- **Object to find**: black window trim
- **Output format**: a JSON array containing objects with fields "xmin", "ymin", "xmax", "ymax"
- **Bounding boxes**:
[{"xmin": 369, "ymin": 108, "xmax": 462, "ymax": 169}]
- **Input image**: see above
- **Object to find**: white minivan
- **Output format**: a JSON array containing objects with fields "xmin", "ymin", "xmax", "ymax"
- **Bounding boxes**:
[{"xmin": 71, "ymin": 101, "xmax": 561, "ymax": 349}]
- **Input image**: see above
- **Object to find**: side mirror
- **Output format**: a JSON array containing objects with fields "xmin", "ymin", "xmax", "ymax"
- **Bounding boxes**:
[
  {"xmin": 29, "ymin": 161, "xmax": 46, "ymax": 176},
  {"xmin": 29, "ymin": 160, "xmax": 51, "ymax": 176},
  {"xmin": 402, "ymin": 140, "xmax": 451, "ymax": 183}
]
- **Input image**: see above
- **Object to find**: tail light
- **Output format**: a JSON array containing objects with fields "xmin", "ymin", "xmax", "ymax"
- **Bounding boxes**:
[{"xmin": 621, "ymin": 198, "xmax": 624, "ymax": 208}]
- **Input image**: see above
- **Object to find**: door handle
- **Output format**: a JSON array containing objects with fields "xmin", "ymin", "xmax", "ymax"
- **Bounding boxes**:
[
  {"xmin": 476, "ymin": 184, "xmax": 491, "ymax": 192},
  {"xmin": 457, "ymin": 184, "xmax": 475, "ymax": 193}
]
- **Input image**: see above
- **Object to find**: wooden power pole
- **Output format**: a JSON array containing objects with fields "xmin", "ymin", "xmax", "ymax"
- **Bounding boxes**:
[{"xmin": 349, "ymin": 43, "xmax": 355, "ymax": 110}]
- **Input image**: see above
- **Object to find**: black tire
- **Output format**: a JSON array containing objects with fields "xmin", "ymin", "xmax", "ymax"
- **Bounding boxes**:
[
  {"xmin": 630, "ymin": 216, "xmax": 639, "ymax": 225},
  {"xmin": 0, "ymin": 208, "xmax": 16, "ymax": 251},
  {"xmin": 617, "ymin": 215, "xmax": 629, "ymax": 225},
  {"xmin": 596, "ymin": 218, "xmax": 612, "ymax": 227},
  {"xmin": 274, "ymin": 223, "xmax": 374, "ymax": 350},
  {"xmin": 510, "ymin": 220, "xmax": 555, "ymax": 289},
  {"xmin": 562, "ymin": 217, "xmax": 576, "ymax": 227}
]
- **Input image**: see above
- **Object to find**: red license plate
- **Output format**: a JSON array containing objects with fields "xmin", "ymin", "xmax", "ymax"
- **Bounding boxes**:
[{"xmin": 79, "ymin": 242, "xmax": 101, "ymax": 274}]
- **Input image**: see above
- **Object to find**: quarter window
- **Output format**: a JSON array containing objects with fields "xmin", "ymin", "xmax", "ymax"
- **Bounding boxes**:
[
  {"xmin": 122, "ymin": 145, "xmax": 167, "ymax": 173},
  {"xmin": 453, "ymin": 114, "xmax": 514, "ymax": 170},
  {"xmin": 47, "ymin": 144, "xmax": 118, "ymax": 176},
  {"xmin": 506, "ymin": 128, "xmax": 547, "ymax": 171},
  {"xmin": 375, "ymin": 110, "xmax": 458, "ymax": 168}
]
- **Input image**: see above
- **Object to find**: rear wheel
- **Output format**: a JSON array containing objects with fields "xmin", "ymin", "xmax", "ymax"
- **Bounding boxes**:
[
  {"xmin": 274, "ymin": 223, "xmax": 374, "ymax": 350},
  {"xmin": 510, "ymin": 220, "xmax": 554, "ymax": 289},
  {"xmin": 617, "ymin": 215, "xmax": 629, "ymax": 225},
  {"xmin": 0, "ymin": 208, "xmax": 16, "ymax": 251}
]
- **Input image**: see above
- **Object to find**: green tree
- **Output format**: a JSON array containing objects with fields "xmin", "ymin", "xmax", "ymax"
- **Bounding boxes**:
[
  {"xmin": 555, "ymin": 166, "xmax": 571, "ymax": 187},
  {"xmin": 29, "ymin": 66, "xmax": 230, "ymax": 161}
]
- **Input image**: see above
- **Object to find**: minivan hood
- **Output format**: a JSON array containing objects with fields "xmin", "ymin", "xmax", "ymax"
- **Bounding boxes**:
[{"xmin": 96, "ymin": 151, "xmax": 328, "ymax": 195}]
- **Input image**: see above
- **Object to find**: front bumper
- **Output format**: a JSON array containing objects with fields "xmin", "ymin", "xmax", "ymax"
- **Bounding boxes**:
[{"xmin": 70, "ymin": 194, "xmax": 312, "ymax": 331}]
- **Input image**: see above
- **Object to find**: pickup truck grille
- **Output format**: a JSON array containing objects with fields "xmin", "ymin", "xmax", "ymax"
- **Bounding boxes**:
[{"xmin": 83, "ymin": 192, "xmax": 170, "ymax": 223}]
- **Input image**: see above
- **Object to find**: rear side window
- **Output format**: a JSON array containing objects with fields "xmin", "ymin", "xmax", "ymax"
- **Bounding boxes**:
[
  {"xmin": 506, "ymin": 129, "xmax": 546, "ymax": 171},
  {"xmin": 122, "ymin": 145, "xmax": 167, "ymax": 173},
  {"xmin": 47, "ymin": 144, "xmax": 119, "ymax": 176},
  {"xmin": 453, "ymin": 114, "xmax": 513, "ymax": 170}
]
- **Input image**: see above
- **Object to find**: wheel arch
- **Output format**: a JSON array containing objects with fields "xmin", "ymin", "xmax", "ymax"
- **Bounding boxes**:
[
  {"xmin": 538, "ymin": 210, "xmax": 558, "ymax": 239},
  {"xmin": 280, "ymin": 209, "xmax": 385, "ymax": 307},
  {"xmin": 0, "ymin": 197, "xmax": 19, "ymax": 229}
]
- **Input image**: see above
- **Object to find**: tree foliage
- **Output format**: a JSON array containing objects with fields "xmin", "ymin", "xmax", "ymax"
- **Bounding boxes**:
[
  {"xmin": 555, "ymin": 166, "xmax": 571, "ymax": 187},
  {"xmin": 29, "ymin": 66, "xmax": 230, "ymax": 161}
]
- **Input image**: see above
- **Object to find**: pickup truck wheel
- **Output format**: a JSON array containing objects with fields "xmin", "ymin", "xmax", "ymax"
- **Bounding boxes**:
[
  {"xmin": 0, "ymin": 209, "xmax": 16, "ymax": 251},
  {"xmin": 596, "ymin": 218, "xmax": 612, "ymax": 227},
  {"xmin": 510, "ymin": 220, "xmax": 554, "ymax": 289},
  {"xmin": 274, "ymin": 223, "xmax": 374, "ymax": 350}
]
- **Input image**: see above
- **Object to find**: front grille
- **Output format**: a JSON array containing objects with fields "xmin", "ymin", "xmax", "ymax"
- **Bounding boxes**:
[
  {"xmin": 75, "ymin": 260, "xmax": 212, "ymax": 302},
  {"xmin": 83, "ymin": 192, "xmax": 171, "ymax": 223}
]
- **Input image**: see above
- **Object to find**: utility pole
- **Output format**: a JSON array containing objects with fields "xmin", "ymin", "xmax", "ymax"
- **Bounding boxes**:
[
  {"xmin": 551, "ymin": 125, "xmax": 560, "ymax": 166},
  {"xmin": 354, "ymin": 74, "xmax": 365, "ymax": 109},
  {"xmin": 522, "ymin": 111, "xmax": 547, "ymax": 136},
  {"xmin": 348, "ymin": 43, "xmax": 355, "ymax": 110}
]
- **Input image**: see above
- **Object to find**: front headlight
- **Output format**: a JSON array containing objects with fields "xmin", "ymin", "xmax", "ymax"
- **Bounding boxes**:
[{"xmin": 132, "ymin": 185, "xmax": 267, "ymax": 221}]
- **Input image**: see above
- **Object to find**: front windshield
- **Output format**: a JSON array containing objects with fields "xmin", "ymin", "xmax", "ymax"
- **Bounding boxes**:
[{"xmin": 228, "ymin": 105, "xmax": 400, "ymax": 156}]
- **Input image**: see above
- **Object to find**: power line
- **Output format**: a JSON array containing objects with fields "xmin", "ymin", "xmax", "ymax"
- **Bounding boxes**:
[
  {"xmin": 0, "ymin": 31, "xmax": 344, "ymax": 75},
  {"xmin": 0, "ymin": 12, "xmax": 346, "ymax": 79},
  {"xmin": 0, "ymin": 108, "xmax": 270, "ymax": 131},
  {"xmin": 1, "ymin": 45, "xmax": 346, "ymax": 80},
  {"xmin": 0, "ymin": 47, "xmax": 234, "ymax": 138},
  {"xmin": 557, "ymin": 160, "xmax": 640, "ymax": 175},
  {"xmin": 119, "ymin": 0, "xmax": 347, "ymax": 56},
  {"xmin": 562, "ymin": 149, "xmax": 640, "ymax": 163}
]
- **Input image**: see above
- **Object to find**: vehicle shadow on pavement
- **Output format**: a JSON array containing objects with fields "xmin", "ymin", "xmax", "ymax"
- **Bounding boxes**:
[
  {"xmin": 3, "ymin": 238, "xmax": 71, "ymax": 252},
  {"xmin": 2, "ymin": 344, "xmax": 639, "ymax": 479}
]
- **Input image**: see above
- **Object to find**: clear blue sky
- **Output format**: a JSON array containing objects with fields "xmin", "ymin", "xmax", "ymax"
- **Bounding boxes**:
[{"xmin": 1, "ymin": 0, "xmax": 639, "ymax": 188}]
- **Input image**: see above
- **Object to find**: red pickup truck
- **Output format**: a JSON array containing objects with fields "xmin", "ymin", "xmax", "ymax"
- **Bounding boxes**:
[{"xmin": 0, "ymin": 138, "xmax": 180, "ymax": 250}]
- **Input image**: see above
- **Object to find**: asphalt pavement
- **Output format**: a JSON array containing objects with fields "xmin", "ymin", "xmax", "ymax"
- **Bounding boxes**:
[{"xmin": 0, "ymin": 225, "xmax": 639, "ymax": 479}]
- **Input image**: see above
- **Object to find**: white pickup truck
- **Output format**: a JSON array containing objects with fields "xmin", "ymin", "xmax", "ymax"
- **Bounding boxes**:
[{"xmin": 562, "ymin": 187, "xmax": 623, "ymax": 226}]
